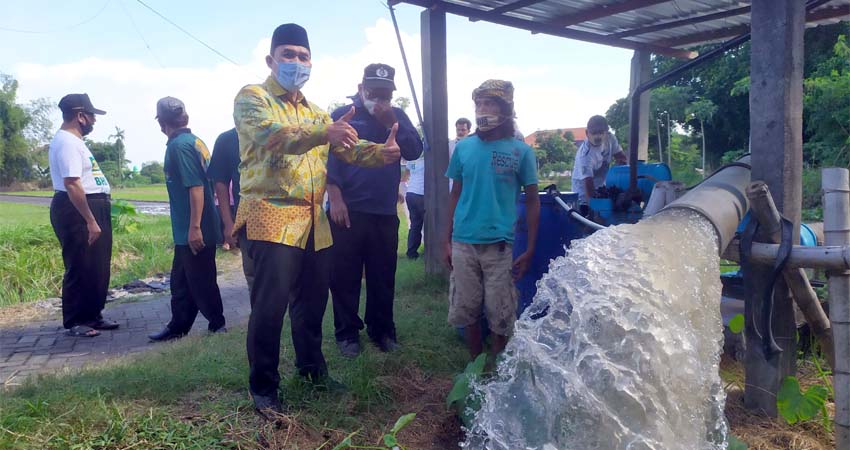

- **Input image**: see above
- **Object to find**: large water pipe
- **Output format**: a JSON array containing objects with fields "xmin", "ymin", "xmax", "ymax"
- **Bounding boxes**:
[{"xmin": 661, "ymin": 157, "xmax": 752, "ymax": 255}]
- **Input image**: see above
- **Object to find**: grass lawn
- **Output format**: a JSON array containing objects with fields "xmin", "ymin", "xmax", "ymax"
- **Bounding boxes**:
[
  {"xmin": 0, "ymin": 203, "xmax": 174, "ymax": 306},
  {"xmin": 0, "ymin": 216, "xmax": 468, "ymax": 449},
  {"xmin": 1, "ymin": 184, "xmax": 169, "ymax": 202}
]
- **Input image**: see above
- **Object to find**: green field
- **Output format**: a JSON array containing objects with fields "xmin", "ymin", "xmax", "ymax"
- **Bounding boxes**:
[
  {"xmin": 1, "ymin": 184, "xmax": 169, "ymax": 202},
  {"xmin": 0, "ymin": 203, "xmax": 175, "ymax": 306}
]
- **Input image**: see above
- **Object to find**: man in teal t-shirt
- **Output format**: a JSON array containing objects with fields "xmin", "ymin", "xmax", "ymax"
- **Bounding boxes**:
[
  {"xmin": 149, "ymin": 96, "xmax": 226, "ymax": 342},
  {"xmin": 445, "ymin": 80, "xmax": 540, "ymax": 360}
]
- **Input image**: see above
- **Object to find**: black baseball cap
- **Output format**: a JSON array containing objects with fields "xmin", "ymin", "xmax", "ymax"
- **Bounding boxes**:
[
  {"xmin": 155, "ymin": 96, "xmax": 186, "ymax": 121},
  {"xmin": 58, "ymin": 93, "xmax": 106, "ymax": 115},
  {"xmin": 362, "ymin": 63, "xmax": 396, "ymax": 90}
]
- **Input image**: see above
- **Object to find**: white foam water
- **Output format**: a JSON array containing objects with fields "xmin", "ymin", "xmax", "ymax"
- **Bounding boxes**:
[{"xmin": 463, "ymin": 209, "xmax": 728, "ymax": 450}]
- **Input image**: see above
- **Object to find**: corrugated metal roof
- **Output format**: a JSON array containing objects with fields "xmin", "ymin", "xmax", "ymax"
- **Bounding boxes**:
[{"xmin": 393, "ymin": 0, "xmax": 849, "ymax": 58}]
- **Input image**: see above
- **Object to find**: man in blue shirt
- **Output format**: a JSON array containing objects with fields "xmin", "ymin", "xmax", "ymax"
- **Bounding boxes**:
[
  {"xmin": 207, "ymin": 127, "xmax": 254, "ymax": 291},
  {"xmin": 327, "ymin": 63, "xmax": 423, "ymax": 357},
  {"xmin": 149, "ymin": 97, "xmax": 226, "ymax": 342},
  {"xmin": 445, "ymin": 80, "xmax": 540, "ymax": 359}
]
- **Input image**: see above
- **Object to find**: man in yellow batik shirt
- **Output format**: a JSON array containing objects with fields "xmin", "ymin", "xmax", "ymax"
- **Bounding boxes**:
[{"xmin": 232, "ymin": 23, "xmax": 401, "ymax": 418}]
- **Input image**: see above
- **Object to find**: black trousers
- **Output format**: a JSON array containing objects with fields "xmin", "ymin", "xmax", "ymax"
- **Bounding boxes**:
[
  {"xmin": 244, "ymin": 232, "xmax": 329, "ymax": 396},
  {"xmin": 50, "ymin": 192, "xmax": 113, "ymax": 329},
  {"xmin": 166, "ymin": 245, "xmax": 226, "ymax": 334},
  {"xmin": 330, "ymin": 211, "xmax": 399, "ymax": 343},
  {"xmin": 405, "ymin": 193, "xmax": 425, "ymax": 258}
]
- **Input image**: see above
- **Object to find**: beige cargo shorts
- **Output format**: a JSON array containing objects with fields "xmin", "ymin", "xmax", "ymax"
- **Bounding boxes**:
[{"xmin": 448, "ymin": 241, "xmax": 518, "ymax": 336}]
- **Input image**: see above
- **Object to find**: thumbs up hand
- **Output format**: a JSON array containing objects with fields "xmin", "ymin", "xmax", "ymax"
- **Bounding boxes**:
[
  {"xmin": 328, "ymin": 106, "xmax": 359, "ymax": 149},
  {"xmin": 381, "ymin": 123, "xmax": 401, "ymax": 165}
]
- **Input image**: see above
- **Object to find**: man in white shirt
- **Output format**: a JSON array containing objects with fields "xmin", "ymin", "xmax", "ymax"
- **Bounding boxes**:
[
  {"xmin": 447, "ymin": 117, "xmax": 471, "ymax": 159},
  {"xmin": 49, "ymin": 93, "xmax": 119, "ymax": 338},
  {"xmin": 571, "ymin": 115, "xmax": 628, "ymax": 212},
  {"xmin": 404, "ymin": 155, "xmax": 425, "ymax": 259}
]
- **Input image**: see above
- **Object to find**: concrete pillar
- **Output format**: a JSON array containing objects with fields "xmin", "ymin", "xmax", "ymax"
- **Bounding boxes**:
[
  {"xmin": 744, "ymin": 0, "xmax": 805, "ymax": 416},
  {"xmin": 421, "ymin": 8, "xmax": 450, "ymax": 276},
  {"xmin": 628, "ymin": 50, "xmax": 650, "ymax": 161}
]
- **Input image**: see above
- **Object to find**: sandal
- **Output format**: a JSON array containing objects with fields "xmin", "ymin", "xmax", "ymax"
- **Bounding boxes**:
[
  {"xmin": 87, "ymin": 319, "xmax": 120, "ymax": 330},
  {"xmin": 66, "ymin": 325, "xmax": 100, "ymax": 337}
]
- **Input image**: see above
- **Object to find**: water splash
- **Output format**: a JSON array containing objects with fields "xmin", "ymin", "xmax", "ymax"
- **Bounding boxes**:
[{"xmin": 464, "ymin": 209, "xmax": 728, "ymax": 450}]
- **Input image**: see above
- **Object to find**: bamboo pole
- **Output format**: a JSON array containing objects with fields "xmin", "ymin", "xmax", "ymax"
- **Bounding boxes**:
[
  {"xmin": 823, "ymin": 168, "xmax": 850, "ymax": 446},
  {"xmin": 723, "ymin": 242, "xmax": 850, "ymax": 271},
  {"xmin": 746, "ymin": 182, "xmax": 834, "ymax": 368}
]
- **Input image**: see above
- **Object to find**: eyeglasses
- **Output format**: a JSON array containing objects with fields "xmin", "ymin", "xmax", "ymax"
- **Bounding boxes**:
[{"xmin": 363, "ymin": 89, "xmax": 392, "ymax": 102}]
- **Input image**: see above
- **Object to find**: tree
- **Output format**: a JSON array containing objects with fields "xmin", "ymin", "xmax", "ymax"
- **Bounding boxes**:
[
  {"xmin": 140, "ymin": 161, "xmax": 165, "ymax": 184},
  {"xmin": 22, "ymin": 98, "xmax": 54, "ymax": 147},
  {"xmin": 109, "ymin": 127, "xmax": 127, "ymax": 181},
  {"xmin": 82, "ymin": 128, "xmax": 130, "ymax": 186},
  {"xmin": 687, "ymin": 99, "xmax": 718, "ymax": 177},
  {"xmin": 804, "ymin": 34, "xmax": 850, "ymax": 167},
  {"xmin": 0, "ymin": 74, "xmax": 33, "ymax": 186},
  {"xmin": 534, "ymin": 131, "xmax": 577, "ymax": 175},
  {"xmin": 393, "ymin": 96, "xmax": 411, "ymax": 113}
]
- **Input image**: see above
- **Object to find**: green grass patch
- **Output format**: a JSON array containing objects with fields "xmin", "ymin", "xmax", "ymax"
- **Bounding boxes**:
[
  {"xmin": 1, "ymin": 184, "xmax": 169, "ymax": 202},
  {"xmin": 0, "ymin": 238, "xmax": 466, "ymax": 449},
  {"xmin": 0, "ymin": 203, "xmax": 174, "ymax": 307}
]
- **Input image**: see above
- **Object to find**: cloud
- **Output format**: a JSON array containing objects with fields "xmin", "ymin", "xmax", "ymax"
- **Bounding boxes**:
[{"xmin": 12, "ymin": 18, "xmax": 630, "ymax": 167}]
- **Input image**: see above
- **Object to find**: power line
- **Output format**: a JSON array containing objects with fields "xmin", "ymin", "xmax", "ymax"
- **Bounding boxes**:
[
  {"xmin": 133, "ymin": 0, "xmax": 242, "ymax": 67},
  {"xmin": 0, "ymin": 0, "xmax": 112, "ymax": 34},
  {"xmin": 119, "ymin": 0, "xmax": 164, "ymax": 68}
]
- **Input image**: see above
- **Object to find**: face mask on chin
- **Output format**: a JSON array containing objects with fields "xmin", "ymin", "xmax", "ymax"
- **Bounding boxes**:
[
  {"xmin": 275, "ymin": 61, "xmax": 311, "ymax": 92},
  {"xmin": 475, "ymin": 114, "xmax": 505, "ymax": 132}
]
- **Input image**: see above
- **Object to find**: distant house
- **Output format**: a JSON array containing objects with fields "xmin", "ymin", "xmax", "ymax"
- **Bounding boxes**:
[{"xmin": 524, "ymin": 127, "xmax": 587, "ymax": 148}]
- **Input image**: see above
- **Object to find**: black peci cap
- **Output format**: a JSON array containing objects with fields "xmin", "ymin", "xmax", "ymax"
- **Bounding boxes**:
[{"xmin": 271, "ymin": 23, "xmax": 310, "ymax": 54}]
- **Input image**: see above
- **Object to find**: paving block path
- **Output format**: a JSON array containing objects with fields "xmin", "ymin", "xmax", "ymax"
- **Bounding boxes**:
[{"xmin": 0, "ymin": 272, "xmax": 250, "ymax": 388}]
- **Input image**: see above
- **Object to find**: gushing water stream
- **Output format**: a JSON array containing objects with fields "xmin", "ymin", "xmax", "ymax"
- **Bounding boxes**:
[{"xmin": 464, "ymin": 209, "xmax": 728, "ymax": 450}]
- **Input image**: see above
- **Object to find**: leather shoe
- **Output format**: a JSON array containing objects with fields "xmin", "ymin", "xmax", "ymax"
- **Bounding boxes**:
[
  {"xmin": 148, "ymin": 327, "xmax": 186, "ymax": 342},
  {"xmin": 87, "ymin": 318, "xmax": 120, "ymax": 330},
  {"xmin": 374, "ymin": 336, "xmax": 400, "ymax": 352},
  {"xmin": 336, "ymin": 339, "xmax": 361, "ymax": 358},
  {"xmin": 251, "ymin": 392, "xmax": 283, "ymax": 420}
]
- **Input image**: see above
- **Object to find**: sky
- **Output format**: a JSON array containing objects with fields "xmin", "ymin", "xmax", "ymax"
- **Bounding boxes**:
[{"xmin": 0, "ymin": 0, "xmax": 634, "ymax": 167}]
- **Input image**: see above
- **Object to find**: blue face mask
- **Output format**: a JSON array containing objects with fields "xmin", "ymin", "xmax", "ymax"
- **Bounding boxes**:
[{"xmin": 275, "ymin": 61, "xmax": 311, "ymax": 92}]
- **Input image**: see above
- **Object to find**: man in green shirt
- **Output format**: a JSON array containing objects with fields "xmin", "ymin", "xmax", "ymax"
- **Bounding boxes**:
[{"xmin": 149, "ymin": 96, "xmax": 226, "ymax": 342}]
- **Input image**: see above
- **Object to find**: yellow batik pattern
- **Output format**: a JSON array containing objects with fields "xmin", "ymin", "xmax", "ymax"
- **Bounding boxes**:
[{"xmin": 232, "ymin": 76, "xmax": 386, "ymax": 250}]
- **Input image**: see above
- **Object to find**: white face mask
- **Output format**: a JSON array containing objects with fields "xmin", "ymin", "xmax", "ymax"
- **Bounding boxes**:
[
  {"xmin": 475, "ymin": 113, "xmax": 505, "ymax": 132},
  {"xmin": 362, "ymin": 96, "xmax": 378, "ymax": 116},
  {"xmin": 360, "ymin": 92, "xmax": 390, "ymax": 116}
]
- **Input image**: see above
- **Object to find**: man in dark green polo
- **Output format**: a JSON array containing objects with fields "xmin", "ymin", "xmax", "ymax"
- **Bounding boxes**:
[{"xmin": 149, "ymin": 96, "xmax": 227, "ymax": 342}]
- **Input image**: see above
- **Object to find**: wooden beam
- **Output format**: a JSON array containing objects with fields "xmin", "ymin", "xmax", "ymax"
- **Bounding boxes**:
[
  {"xmin": 549, "ymin": 0, "xmax": 673, "ymax": 28},
  {"xmin": 395, "ymin": 0, "xmax": 696, "ymax": 59},
  {"xmin": 655, "ymin": 3, "xmax": 850, "ymax": 48},
  {"xmin": 629, "ymin": 50, "xmax": 650, "ymax": 161},
  {"xmin": 610, "ymin": 5, "xmax": 750, "ymax": 39},
  {"xmin": 745, "ymin": 0, "xmax": 805, "ymax": 417},
  {"xmin": 421, "ymin": 8, "xmax": 450, "ymax": 276}
]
